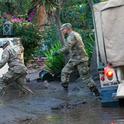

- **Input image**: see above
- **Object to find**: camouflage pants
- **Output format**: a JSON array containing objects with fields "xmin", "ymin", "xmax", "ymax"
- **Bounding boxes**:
[
  {"xmin": 61, "ymin": 60, "xmax": 96, "ymax": 88},
  {"xmin": 0, "ymin": 69, "xmax": 27, "ymax": 92}
]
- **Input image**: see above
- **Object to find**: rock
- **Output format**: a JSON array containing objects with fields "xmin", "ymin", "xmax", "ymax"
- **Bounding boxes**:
[
  {"xmin": 51, "ymin": 104, "xmax": 64, "ymax": 110},
  {"xmin": 18, "ymin": 117, "xmax": 32, "ymax": 123},
  {"xmin": 51, "ymin": 100, "xmax": 87, "ymax": 110},
  {"xmin": 43, "ymin": 80, "xmax": 49, "ymax": 89},
  {"xmin": 71, "ymin": 101, "xmax": 87, "ymax": 107}
]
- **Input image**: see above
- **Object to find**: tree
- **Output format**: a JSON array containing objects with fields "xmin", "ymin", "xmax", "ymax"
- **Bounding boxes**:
[
  {"xmin": 0, "ymin": 0, "xmax": 32, "ymax": 15},
  {"xmin": 31, "ymin": 0, "xmax": 65, "ymax": 45}
]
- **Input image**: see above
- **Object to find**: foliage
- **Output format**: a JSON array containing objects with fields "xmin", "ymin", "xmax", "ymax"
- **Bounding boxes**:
[
  {"xmin": 41, "ymin": 25, "xmax": 59, "ymax": 49},
  {"xmin": 0, "ymin": 0, "xmax": 32, "ymax": 15},
  {"xmin": 0, "ymin": 2, "xmax": 15, "ymax": 15},
  {"xmin": 0, "ymin": 0, "xmax": 103, "ymax": 64},
  {"xmin": 0, "ymin": 18, "xmax": 3, "ymax": 35},
  {"xmin": 16, "ymin": 0, "xmax": 32, "ymax": 14},
  {"xmin": 0, "ymin": 0, "xmax": 16, "ymax": 2},
  {"xmin": 13, "ymin": 22, "xmax": 42, "ymax": 63},
  {"xmin": 44, "ymin": 41, "xmax": 64, "ymax": 74},
  {"xmin": 33, "ymin": 24, "xmax": 60, "ymax": 57},
  {"xmin": 31, "ymin": 0, "xmax": 59, "ymax": 12},
  {"xmin": 61, "ymin": 3, "xmax": 89, "ymax": 29}
]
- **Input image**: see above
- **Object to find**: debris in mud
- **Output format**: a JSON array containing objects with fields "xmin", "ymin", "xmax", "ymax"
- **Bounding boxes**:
[
  {"xmin": 43, "ymin": 80, "xmax": 49, "ymax": 89},
  {"xmin": 39, "ymin": 70, "xmax": 53, "ymax": 82},
  {"xmin": 51, "ymin": 104, "xmax": 64, "ymax": 110},
  {"xmin": 17, "ymin": 117, "xmax": 32, "ymax": 124},
  {"xmin": 72, "ymin": 101, "xmax": 87, "ymax": 106},
  {"xmin": 51, "ymin": 100, "xmax": 87, "ymax": 110}
]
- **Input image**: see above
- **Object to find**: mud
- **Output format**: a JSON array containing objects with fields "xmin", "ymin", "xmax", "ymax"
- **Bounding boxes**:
[{"xmin": 0, "ymin": 76, "xmax": 124, "ymax": 124}]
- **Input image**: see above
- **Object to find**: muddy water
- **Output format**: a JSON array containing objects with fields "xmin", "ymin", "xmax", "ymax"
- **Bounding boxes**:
[
  {"xmin": 30, "ymin": 101, "xmax": 124, "ymax": 124},
  {"xmin": 1, "ymin": 79, "xmax": 124, "ymax": 124},
  {"xmin": 29, "ymin": 81, "xmax": 124, "ymax": 124}
]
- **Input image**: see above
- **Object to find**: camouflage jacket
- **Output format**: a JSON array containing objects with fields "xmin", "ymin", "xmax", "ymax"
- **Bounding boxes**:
[
  {"xmin": 0, "ymin": 45, "xmax": 27, "ymax": 73},
  {"xmin": 59, "ymin": 31, "xmax": 89, "ymax": 62}
]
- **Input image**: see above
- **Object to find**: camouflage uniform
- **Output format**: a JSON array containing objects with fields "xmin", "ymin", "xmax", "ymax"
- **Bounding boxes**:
[
  {"xmin": 12, "ymin": 38, "xmax": 24, "ymax": 63},
  {"xmin": 59, "ymin": 31, "xmax": 96, "ymax": 91},
  {"xmin": 0, "ymin": 44, "xmax": 30, "ymax": 94}
]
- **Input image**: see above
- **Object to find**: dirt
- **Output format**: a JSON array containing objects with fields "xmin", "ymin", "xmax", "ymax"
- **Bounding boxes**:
[{"xmin": 0, "ymin": 73, "xmax": 124, "ymax": 124}]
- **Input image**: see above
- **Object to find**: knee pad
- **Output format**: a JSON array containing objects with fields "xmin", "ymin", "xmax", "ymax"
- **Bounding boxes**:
[{"xmin": 61, "ymin": 73, "xmax": 70, "ymax": 83}]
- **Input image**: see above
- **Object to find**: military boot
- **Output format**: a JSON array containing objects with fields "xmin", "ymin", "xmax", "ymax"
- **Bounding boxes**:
[
  {"xmin": 0, "ymin": 87, "xmax": 6, "ymax": 96},
  {"xmin": 18, "ymin": 84, "xmax": 34, "ymax": 97},
  {"xmin": 61, "ymin": 83, "xmax": 68, "ymax": 92},
  {"xmin": 0, "ymin": 80, "xmax": 7, "ymax": 96},
  {"xmin": 19, "ymin": 87, "xmax": 34, "ymax": 97},
  {"xmin": 89, "ymin": 85, "xmax": 100, "ymax": 97},
  {"xmin": 22, "ymin": 85, "xmax": 34, "ymax": 94}
]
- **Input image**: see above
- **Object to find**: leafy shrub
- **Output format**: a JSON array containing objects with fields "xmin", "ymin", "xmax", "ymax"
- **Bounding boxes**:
[
  {"xmin": 41, "ymin": 25, "xmax": 59, "ymax": 51},
  {"xmin": 44, "ymin": 41, "xmax": 64, "ymax": 75},
  {"xmin": 33, "ymin": 24, "xmax": 60, "ymax": 57},
  {"xmin": 13, "ymin": 22, "xmax": 42, "ymax": 63}
]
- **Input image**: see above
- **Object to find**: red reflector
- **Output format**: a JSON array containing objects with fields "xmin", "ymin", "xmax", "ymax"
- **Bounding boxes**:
[
  {"xmin": 106, "ymin": 70, "xmax": 113, "ymax": 78},
  {"xmin": 100, "ymin": 76, "xmax": 105, "ymax": 81},
  {"xmin": 104, "ymin": 65, "xmax": 114, "ymax": 80}
]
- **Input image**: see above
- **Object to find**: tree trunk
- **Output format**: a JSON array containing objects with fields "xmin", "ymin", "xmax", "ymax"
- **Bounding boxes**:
[
  {"xmin": 54, "ymin": 7, "xmax": 65, "ymax": 45},
  {"xmin": 37, "ymin": 5, "xmax": 48, "ymax": 31}
]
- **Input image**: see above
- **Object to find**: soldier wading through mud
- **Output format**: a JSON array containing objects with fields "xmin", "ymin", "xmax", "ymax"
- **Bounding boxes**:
[
  {"xmin": 53, "ymin": 23, "xmax": 100, "ymax": 96},
  {"xmin": 0, "ymin": 40, "xmax": 33, "ymax": 96}
]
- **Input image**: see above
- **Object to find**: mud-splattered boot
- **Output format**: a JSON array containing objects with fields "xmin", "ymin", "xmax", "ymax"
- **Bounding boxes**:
[
  {"xmin": 0, "ymin": 87, "xmax": 6, "ymax": 96},
  {"xmin": 89, "ymin": 86, "xmax": 100, "ymax": 97},
  {"xmin": 22, "ymin": 85, "xmax": 34, "ymax": 94},
  {"xmin": 61, "ymin": 83, "xmax": 69, "ymax": 92},
  {"xmin": 0, "ymin": 79, "xmax": 5, "ymax": 96},
  {"xmin": 18, "ymin": 84, "xmax": 34, "ymax": 97}
]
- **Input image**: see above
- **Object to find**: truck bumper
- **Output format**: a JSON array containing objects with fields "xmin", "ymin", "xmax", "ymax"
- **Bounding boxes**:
[{"xmin": 100, "ymin": 86, "xmax": 119, "ymax": 107}]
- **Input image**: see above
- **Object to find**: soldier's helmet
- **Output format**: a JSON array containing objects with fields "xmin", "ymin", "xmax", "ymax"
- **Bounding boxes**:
[
  {"xmin": 0, "ymin": 40, "xmax": 10, "ymax": 48},
  {"xmin": 60, "ymin": 23, "xmax": 72, "ymax": 30}
]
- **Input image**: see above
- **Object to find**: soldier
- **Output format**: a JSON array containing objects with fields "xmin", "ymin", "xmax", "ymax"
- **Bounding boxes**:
[
  {"xmin": 53, "ymin": 23, "xmax": 100, "ymax": 96},
  {"xmin": 0, "ymin": 40, "xmax": 33, "ymax": 96}
]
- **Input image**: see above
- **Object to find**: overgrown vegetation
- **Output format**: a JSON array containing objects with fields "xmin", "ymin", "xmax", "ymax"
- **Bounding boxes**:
[
  {"xmin": 0, "ymin": 0, "xmax": 42, "ymax": 63},
  {"xmin": 0, "ymin": 0, "xmax": 103, "ymax": 71},
  {"xmin": 33, "ymin": 24, "xmax": 59, "ymax": 57},
  {"xmin": 13, "ymin": 22, "xmax": 42, "ymax": 63},
  {"xmin": 0, "ymin": 0, "xmax": 32, "ymax": 15},
  {"xmin": 44, "ymin": 42, "xmax": 64, "ymax": 74}
]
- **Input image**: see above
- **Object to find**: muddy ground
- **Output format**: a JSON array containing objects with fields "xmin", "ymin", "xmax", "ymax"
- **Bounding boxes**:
[{"xmin": 0, "ymin": 71, "xmax": 124, "ymax": 124}]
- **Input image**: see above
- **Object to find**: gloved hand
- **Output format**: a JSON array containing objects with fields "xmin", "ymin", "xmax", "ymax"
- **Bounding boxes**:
[{"xmin": 52, "ymin": 52, "xmax": 60, "ymax": 56}]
